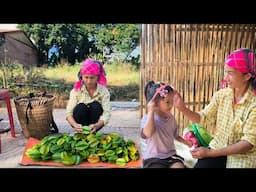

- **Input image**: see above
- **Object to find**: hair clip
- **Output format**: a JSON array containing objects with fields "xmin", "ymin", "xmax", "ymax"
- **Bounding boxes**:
[
  {"xmin": 151, "ymin": 84, "xmax": 168, "ymax": 100},
  {"xmin": 159, "ymin": 89, "xmax": 169, "ymax": 97}
]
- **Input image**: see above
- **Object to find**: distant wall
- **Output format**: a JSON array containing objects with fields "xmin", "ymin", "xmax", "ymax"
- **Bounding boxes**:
[{"xmin": 0, "ymin": 31, "xmax": 38, "ymax": 66}]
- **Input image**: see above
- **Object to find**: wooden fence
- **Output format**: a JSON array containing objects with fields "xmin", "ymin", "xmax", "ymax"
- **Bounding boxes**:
[{"xmin": 140, "ymin": 24, "xmax": 256, "ymax": 134}]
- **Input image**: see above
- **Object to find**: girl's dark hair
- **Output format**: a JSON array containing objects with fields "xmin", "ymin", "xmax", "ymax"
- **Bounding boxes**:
[{"xmin": 144, "ymin": 80, "xmax": 173, "ymax": 102}]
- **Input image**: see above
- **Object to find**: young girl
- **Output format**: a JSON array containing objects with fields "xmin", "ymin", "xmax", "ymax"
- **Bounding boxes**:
[{"xmin": 140, "ymin": 80, "xmax": 192, "ymax": 168}]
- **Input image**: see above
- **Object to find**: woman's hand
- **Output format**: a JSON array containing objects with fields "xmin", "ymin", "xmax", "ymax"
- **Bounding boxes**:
[
  {"xmin": 89, "ymin": 120, "xmax": 104, "ymax": 133},
  {"xmin": 89, "ymin": 124, "xmax": 98, "ymax": 133},
  {"xmin": 173, "ymin": 90, "xmax": 186, "ymax": 112},
  {"xmin": 73, "ymin": 123, "xmax": 83, "ymax": 133},
  {"xmin": 66, "ymin": 116, "xmax": 83, "ymax": 133},
  {"xmin": 190, "ymin": 147, "xmax": 210, "ymax": 159}
]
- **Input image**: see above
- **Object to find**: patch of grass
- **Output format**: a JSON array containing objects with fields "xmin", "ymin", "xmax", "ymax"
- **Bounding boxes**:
[
  {"xmin": 42, "ymin": 63, "xmax": 79, "ymax": 84},
  {"xmin": 43, "ymin": 61, "xmax": 139, "ymax": 86},
  {"xmin": 42, "ymin": 61, "xmax": 139, "ymax": 102},
  {"xmin": 105, "ymin": 62, "xmax": 139, "ymax": 86}
]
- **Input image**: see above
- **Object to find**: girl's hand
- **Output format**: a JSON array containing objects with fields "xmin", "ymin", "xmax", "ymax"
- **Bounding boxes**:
[
  {"xmin": 147, "ymin": 97, "xmax": 158, "ymax": 112},
  {"xmin": 185, "ymin": 139, "xmax": 193, "ymax": 148}
]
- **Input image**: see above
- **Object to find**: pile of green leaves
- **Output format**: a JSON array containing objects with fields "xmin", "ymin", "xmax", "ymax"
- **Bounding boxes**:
[{"xmin": 26, "ymin": 126, "xmax": 140, "ymax": 166}]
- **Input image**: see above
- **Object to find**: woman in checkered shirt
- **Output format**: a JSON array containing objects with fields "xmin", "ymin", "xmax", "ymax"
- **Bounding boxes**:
[
  {"xmin": 174, "ymin": 48, "xmax": 256, "ymax": 168},
  {"xmin": 66, "ymin": 59, "xmax": 110, "ymax": 134}
]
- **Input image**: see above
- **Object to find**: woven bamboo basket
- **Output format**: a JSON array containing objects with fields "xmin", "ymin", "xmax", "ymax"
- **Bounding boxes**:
[{"xmin": 14, "ymin": 94, "xmax": 56, "ymax": 139}]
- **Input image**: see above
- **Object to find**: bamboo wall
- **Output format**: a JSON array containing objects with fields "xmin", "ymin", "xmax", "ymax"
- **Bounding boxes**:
[{"xmin": 140, "ymin": 24, "xmax": 256, "ymax": 134}]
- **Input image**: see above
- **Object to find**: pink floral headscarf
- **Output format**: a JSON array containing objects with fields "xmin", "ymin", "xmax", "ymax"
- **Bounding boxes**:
[
  {"xmin": 74, "ymin": 59, "xmax": 107, "ymax": 91},
  {"xmin": 221, "ymin": 48, "xmax": 256, "ymax": 95}
]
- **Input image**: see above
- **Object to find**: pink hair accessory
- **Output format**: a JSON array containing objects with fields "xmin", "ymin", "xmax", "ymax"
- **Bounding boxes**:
[
  {"xmin": 159, "ymin": 89, "xmax": 168, "ymax": 97},
  {"xmin": 151, "ymin": 84, "xmax": 168, "ymax": 100}
]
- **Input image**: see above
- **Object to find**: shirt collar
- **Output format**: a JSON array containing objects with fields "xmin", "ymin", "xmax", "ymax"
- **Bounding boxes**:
[
  {"xmin": 80, "ymin": 84, "xmax": 99, "ymax": 96},
  {"xmin": 230, "ymin": 86, "xmax": 254, "ymax": 105}
]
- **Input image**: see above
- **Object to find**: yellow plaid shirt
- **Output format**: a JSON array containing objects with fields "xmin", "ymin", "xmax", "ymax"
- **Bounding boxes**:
[
  {"xmin": 66, "ymin": 84, "xmax": 111, "ymax": 125},
  {"xmin": 198, "ymin": 86, "xmax": 256, "ymax": 168}
]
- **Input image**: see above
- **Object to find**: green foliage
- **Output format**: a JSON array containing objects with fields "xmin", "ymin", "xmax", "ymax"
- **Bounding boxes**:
[
  {"xmin": 0, "ymin": 57, "xmax": 22, "ymax": 88},
  {"xmin": 17, "ymin": 24, "xmax": 90, "ymax": 65},
  {"xmin": 17, "ymin": 24, "xmax": 141, "ymax": 67},
  {"xmin": 0, "ymin": 62, "xmax": 69, "ymax": 98},
  {"xmin": 95, "ymin": 24, "xmax": 140, "ymax": 53},
  {"xmin": 95, "ymin": 24, "xmax": 141, "ymax": 65}
]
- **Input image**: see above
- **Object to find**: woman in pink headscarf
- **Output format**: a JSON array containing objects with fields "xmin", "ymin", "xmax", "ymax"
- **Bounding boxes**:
[
  {"xmin": 66, "ymin": 59, "xmax": 110, "ymax": 133},
  {"xmin": 174, "ymin": 48, "xmax": 256, "ymax": 168}
]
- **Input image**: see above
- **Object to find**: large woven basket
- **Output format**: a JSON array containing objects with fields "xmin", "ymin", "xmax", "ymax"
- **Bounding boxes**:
[{"xmin": 14, "ymin": 94, "xmax": 56, "ymax": 139}]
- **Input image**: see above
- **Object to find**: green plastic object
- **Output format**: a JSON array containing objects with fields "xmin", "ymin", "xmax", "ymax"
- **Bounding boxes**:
[{"xmin": 187, "ymin": 124, "xmax": 213, "ymax": 147}]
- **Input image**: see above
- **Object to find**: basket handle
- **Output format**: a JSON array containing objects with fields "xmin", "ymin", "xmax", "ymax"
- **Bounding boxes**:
[
  {"xmin": 25, "ymin": 93, "xmax": 35, "ymax": 125},
  {"xmin": 50, "ymin": 116, "xmax": 59, "ymax": 134}
]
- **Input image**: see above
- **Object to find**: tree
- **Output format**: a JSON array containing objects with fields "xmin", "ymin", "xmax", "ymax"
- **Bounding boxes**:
[
  {"xmin": 17, "ymin": 24, "xmax": 141, "ymax": 65},
  {"xmin": 95, "ymin": 24, "xmax": 141, "ymax": 62}
]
